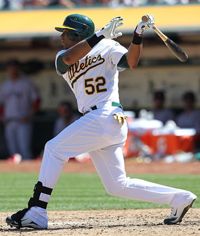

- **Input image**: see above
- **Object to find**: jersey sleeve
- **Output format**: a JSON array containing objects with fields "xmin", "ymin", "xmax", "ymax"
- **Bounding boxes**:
[
  {"xmin": 109, "ymin": 41, "xmax": 128, "ymax": 66},
  {"xmin": 55, "ymin": 50, "xmax": 69, "ymax": 76}
]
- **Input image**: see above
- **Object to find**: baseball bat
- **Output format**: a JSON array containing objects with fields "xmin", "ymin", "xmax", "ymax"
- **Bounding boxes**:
[{"xmin": 142, "ymin": 15, "xmax": 188, "ymax": 62}]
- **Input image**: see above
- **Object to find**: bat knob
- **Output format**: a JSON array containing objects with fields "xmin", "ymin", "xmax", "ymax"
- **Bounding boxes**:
[{"xmin": 141, "ymin": 15, "xmax": 149, "ymax": 23}]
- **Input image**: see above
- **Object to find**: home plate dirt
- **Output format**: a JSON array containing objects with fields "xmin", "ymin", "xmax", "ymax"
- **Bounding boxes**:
[{"xmin": 0, "ymin": 209, "xmax": 200, "ymax": 236}]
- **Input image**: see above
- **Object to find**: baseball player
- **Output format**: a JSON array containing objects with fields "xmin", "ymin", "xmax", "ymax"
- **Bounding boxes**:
[
  {"xmin": 0, "ymin": 59, "xmax": 40, "ymax": 160},
  {"xmin": 6, "ymin": 14, "xmax": 196, "ymax": 229}
]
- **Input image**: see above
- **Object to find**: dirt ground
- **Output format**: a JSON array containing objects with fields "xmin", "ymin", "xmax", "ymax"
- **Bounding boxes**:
[
  {"xmin": 0, "ymin": 159, "xmax": 200, "ymax": 236},
  {"xmin": 0, "ymin": 158, "xmax": 200, "ymax": 174}
]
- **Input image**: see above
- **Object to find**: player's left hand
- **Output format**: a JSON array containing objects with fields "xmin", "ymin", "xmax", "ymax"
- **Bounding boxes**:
[
  {"xmin": 135, "ymin": 14, "xmax": 154, "ymax": 35},
  {"xmin": 96, "ymin": 17, "xmax": 123, "ymax": 39}
]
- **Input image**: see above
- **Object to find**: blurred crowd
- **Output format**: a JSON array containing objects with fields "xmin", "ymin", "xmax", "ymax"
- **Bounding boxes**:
[
  {"xmin": 151, "ymin": 90, "xmax": 200, "ymax": 131},
  {"xmin": 0, "ymin": 0, "xmax": 199, "ymax": 10},
  {"xmin": 0, "ymin": 59, "xmax": 79, "ymax": 161},
  {"xmin": 124, "ymin": 90, "xmax": 200, "ymax": 162}
]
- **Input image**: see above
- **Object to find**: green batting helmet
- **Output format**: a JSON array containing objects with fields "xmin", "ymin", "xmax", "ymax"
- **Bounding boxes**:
[{"xmin": 55, "ymin": 14, "xmax": 95, "ymax": 40}]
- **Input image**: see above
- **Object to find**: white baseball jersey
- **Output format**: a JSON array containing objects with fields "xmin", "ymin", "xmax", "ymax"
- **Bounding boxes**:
[{"xmin": 55, "ymin": 39, "xmax": 127, "ymax": 113}]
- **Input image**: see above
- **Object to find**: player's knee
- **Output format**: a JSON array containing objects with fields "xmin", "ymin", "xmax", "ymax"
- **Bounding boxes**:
[
  {"xmin": 44, "ymin": 140, "xmax": 55, "ymax": 153},
  {"xmin": 44, "ymin": 139, "xmax": 58, "ymax": 156},
  {"xmin": 44, "ymin": 139, "xmax": 66, "ymax": 161},
  {"xmin": 104, "ymin": 180, "xmax": 127, "ymax": 197}
]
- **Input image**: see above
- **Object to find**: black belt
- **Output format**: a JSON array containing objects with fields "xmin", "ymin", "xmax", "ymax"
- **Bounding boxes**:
[{"xmin": 83, "ymin": 102, "xmax": 123, "ymax": 115}]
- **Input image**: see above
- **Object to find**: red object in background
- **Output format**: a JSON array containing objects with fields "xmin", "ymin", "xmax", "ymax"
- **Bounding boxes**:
[
  {"xmin": 124, "ymin": 131, "xmax": 139, "ymax": 158},
  {"xmin": 151, "ymin": 134, "xmax": 179, "ymax": 155},
  {"xmin": 124, "ymin": 131, "xmax": 195, "ymax": 158},
  {"xmin": 177, "ymin": 135, "xmax": 195, "ymax": 153},
  {"xmin": 140, "ymin": 131, "xmax": 153, "ymax": 148}
]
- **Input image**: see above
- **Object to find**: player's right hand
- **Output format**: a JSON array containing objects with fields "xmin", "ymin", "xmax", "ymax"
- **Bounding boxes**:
[
  {"xmin": 96, "ymin": 17, "xmax": 123, "ymax": 39},
  {"xmin": 134, "ymin": 14, "xmax": 154, "ymax": 35}
]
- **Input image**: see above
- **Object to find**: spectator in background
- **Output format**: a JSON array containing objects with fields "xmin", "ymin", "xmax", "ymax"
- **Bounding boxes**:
[
  {"xmin": 0, "ymin": 0, "xmax": 24, "ymax": 10},
  {"xmin": 1, "ymin": 0, "xmax": 199, "ymax": 9},
  {"xmin": 121, "ymin": 0, "xmax": 148, "ymax": 6},
  {"xmin": 53, "ymin": 101, "xmax": 79, "ymax": 136},
  {"xmin": 151, "ymin": 90, "xmax": 174, "ymax": 124},
  {"xmin": 0, "ymin": 59, "xmax": 40, "ymax": 161},
  {"xmin": 176, "ymin": 91, "xmax": 200, "ymax": 133},
  {"xmin": 0, "ymin": 0, "xmax": 9, "ymax": 9},
  {"xmin": 160, "ymin": 0, "xmax": 191, "ymax": 5},
  {"xmin": 29, "ymin": 0, "xmax": 75, "ymax": 8}
]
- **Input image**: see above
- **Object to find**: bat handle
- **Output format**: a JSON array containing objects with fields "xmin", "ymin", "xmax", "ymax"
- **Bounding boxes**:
[
  {"xmin": 141, "ymin": 15, "xmax": 168, "ymax": 42},
  {"xmin": 152, "ymin": 25, "xmax": 168, "ymax": 42}
]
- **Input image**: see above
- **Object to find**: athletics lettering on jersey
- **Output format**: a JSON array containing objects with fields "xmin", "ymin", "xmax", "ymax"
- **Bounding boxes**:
[
  {"xmin": 68, "ymin": 54, "xmax": 105, "ymax": 88},
  {"xmin": 56, "ymin": 39, "xmax": 127, "ymax": 113}
]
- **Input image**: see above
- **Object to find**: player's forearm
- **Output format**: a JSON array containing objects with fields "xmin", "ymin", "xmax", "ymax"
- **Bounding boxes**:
[
  {"xmin": 126, "ymin": 23, "xmax": 144, "ymax": 70},
  {"xmin": 127, "ymin": 43, "xmax": 142, "ymax": 70},
  {"xmin": 127, "ymin": 15, "xmax": 154, "ymax": 70}
]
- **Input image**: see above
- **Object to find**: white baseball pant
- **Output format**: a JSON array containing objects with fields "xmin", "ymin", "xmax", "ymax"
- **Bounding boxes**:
[{"xmin": 38, "ymin": 106, "xmax": 190, "ymax": 207}]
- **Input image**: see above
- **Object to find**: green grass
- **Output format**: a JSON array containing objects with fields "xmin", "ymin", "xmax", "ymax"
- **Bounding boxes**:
[{"xmin": 0, "ymin": 173, "xmax": 199, "ymax": 212}]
